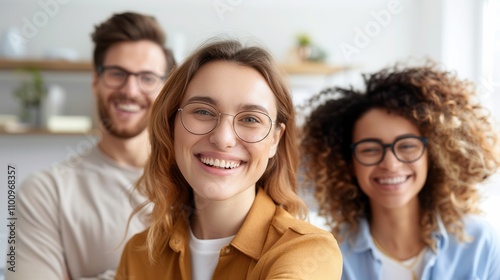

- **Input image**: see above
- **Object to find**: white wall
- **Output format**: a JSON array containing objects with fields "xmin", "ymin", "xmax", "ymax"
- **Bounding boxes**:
[
  {"xmin": 0, "ymin": 0, "xmax": 426, "ymax": 117},
  {"xmin": 1, "ymin": 0, "xmax": 421, "ymax": 64}
]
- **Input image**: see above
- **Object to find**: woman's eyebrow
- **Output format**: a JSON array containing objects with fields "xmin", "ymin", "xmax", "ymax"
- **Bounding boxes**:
[
  {"xmin": 185, "ymin": 96, "xmax": 270, "ymax": 114},
  {"xmin": 240, "ymin": 104, "xmax": 270, "ymax": 114},
  {"xmin": 185, "ymin": 96, "xmax": 217, "ymax": 105}
]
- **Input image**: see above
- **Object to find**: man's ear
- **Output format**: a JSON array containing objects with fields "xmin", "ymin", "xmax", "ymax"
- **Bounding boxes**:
[{"xmin": 268, "ymin": 123, "xmax": 285, "ymax": 158}]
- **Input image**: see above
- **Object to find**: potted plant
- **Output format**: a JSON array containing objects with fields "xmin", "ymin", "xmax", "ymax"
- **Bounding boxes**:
[
  {"xmin": 296, "ymin": 33, "xmax": 312, "ymax": 62},
  {"xmin": 13, "ymin": 67, "xmax": 47, "ymax": 127}
]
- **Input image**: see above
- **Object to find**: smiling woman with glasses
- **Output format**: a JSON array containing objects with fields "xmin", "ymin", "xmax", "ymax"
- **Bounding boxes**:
[
  {"xmin": 300, "ymin": 62, "xmax": 500, "ymax": 280},
  {"xmin": 116, "ymin": 39, "xmax": 342, "ymax": 280}
]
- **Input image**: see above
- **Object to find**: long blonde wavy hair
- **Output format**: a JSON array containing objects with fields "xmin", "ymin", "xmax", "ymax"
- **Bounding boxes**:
[{"xmin": 300, "ymin": 63, "xmax": 500, "ymax": 250}]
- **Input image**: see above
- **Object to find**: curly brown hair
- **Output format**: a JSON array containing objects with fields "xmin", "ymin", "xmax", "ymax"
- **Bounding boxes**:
[{"xmin": 300, "ymin": 63, "xmax": 500, "ymax": 250}]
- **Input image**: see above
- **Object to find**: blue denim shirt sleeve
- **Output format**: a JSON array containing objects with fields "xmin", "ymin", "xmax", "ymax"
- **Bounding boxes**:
[{"xmin": 340, "ymin": 216, "xmax": 500, "ymax": 280}]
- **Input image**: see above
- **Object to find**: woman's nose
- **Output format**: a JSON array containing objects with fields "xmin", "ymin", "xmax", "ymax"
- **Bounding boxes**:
[
  {"xmin": 209, "ymin": 115, "xmax": 237, "ymax": 149},
  {"xmin": 378, "ymin": 148, "xmax": 403, "ymax": 170}
]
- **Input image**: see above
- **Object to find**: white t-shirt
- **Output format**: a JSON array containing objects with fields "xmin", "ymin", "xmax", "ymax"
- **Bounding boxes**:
[
  {"xmin": 189, "ymin": 227, "xmax": 235, "ymax": 280},
  {"xmin": 6, "ymin": 146, "xmax": 148, "ymax": 280},
  {"xmin": 375, "ymin": 245, "xmax": 427, "ymax": 280}
]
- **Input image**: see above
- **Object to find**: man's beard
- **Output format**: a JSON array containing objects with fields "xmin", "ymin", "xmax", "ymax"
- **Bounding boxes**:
[{"xmin": 97, "ymin": 91, "xmax": 149, "ymax": 139}]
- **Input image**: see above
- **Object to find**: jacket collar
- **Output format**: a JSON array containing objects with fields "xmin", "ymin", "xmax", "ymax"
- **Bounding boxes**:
[
  {"xmin": 230, "ymin": 188, "xmax": 276, "ymax": 260},
  {"xmin": 167, "ymin": 187, "xmax": 276, "ymax": 260},
  {"xmin": 169, "ymin": 214, "xmax": 190, "ymax": 252}
]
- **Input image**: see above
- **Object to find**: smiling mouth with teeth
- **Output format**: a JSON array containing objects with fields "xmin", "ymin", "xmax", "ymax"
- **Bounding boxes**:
[
  {"xmin": 116, "ymin": 102, "xmax": 142, "ymax": 113},
  {"xmin": 377, "ymin": 176, "xmax": 408, "ymax": 185},
  {"xmin": 200, "ymin": 157, "xmax": 241, "ymax": 169}
]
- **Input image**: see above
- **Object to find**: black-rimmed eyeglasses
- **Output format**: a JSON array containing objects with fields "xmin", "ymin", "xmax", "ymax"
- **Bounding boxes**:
[
  {"xmin": 177, "ymin": 102, "xmax": 276, "ymax": 143},
  {"xmin": 97, "ymin": 65, "xmax": 166, "ymax": 93},
  {"xmin": 351, "ymin": 135, "xmax": 428, "ymax": 166}
]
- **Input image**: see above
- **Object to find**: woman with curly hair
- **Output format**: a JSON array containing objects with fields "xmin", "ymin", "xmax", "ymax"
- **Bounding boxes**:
[
  {"xmin": 300, "ymin": 63, "xmax": 500, "ymax": 280},
  {"xmin": 115, "ymin": 38, "xmax": 343, "ymax": 280}
]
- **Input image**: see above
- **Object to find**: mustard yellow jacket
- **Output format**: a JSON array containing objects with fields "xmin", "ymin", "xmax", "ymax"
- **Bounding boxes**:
[{"xmin": 116, "ymin": 188, "xmax": 342, "ymax": 279}]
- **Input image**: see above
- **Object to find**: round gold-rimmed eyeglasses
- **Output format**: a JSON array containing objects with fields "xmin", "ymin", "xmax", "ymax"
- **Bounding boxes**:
[{"xmin": 177, "ymin": 102, "xmax": 276, "ymax": 143}]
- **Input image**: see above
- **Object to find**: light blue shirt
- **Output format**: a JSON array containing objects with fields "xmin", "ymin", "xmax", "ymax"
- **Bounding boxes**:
[{"xmin": 340, "ymin": 215, "xmax": 500, "ymax": 280}]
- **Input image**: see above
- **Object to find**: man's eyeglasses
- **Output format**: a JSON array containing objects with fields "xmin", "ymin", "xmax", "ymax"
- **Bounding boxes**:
[
  {"xmin": 351, "ymin": 135, "xmax": 428, "ymax": 166},
  {"xmin": 97, "ymin": 65, "xmax": 166, "ymax": 93},
  {"xmin": 177, "ymin": 102, "xmax": 276, "ymax": 143}
]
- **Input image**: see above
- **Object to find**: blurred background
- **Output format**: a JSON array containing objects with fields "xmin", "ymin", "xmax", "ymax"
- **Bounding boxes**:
[{"xmin": 1, "ymin": 0, "xmax": 499, "ymax": 276}]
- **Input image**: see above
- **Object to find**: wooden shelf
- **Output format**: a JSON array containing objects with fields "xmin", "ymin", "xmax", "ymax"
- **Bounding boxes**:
[
  {"xmin": 0, "ymin": 58, "xmax": 92, "ymax": 72},
  {"xmin": 281, "ymin": 62, "xmax": 352, "ymax": 75},
  {"xmin": 0, "ymin": 115, "xmax": 96, "ymax": 135},
  {"xmin": 0, "ymin": 58, "xmax": 352, "ymax": 75},
  {"xmin": 0, "ymin": 128, "xmax": 96, "ymax": 135},
  {"xmin": 0, "ymin": 129, "xmax": 96, "ymax": 136}
]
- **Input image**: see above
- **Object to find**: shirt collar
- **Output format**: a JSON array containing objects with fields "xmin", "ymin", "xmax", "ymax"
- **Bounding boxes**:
[
  {"xmin": 433, "ymin": 215, "xmax": 448, "ymax": 251},
  {"xmin": 349, "ymin": 215, "xmax": 449, "ymax": 254},
  {"xmin": 167, "ymin": 187, "xmax": 276, "ymax": 259},
  {"xmin": 350, "ymin": 217, "xmax": 373, "ymax": 253}
]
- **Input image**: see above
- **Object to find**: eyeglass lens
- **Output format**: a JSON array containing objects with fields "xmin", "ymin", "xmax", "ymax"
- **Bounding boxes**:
[
  {"xmin": 101, "ymin": 66, "xmax": 163, "ymax": 92},
  {"xmin": 178, "ymin": 102, "xmax": 273, "ymax": 143},
  {"xmin": 353, "ymin": 136, "xmax": 426, "ymax": 165}
]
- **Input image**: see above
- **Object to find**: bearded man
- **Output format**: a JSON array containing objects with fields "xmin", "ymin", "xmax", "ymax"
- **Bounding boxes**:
[{"xmin": 7, "ymin": 12, "xmax": 175, "ymax": 280}]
